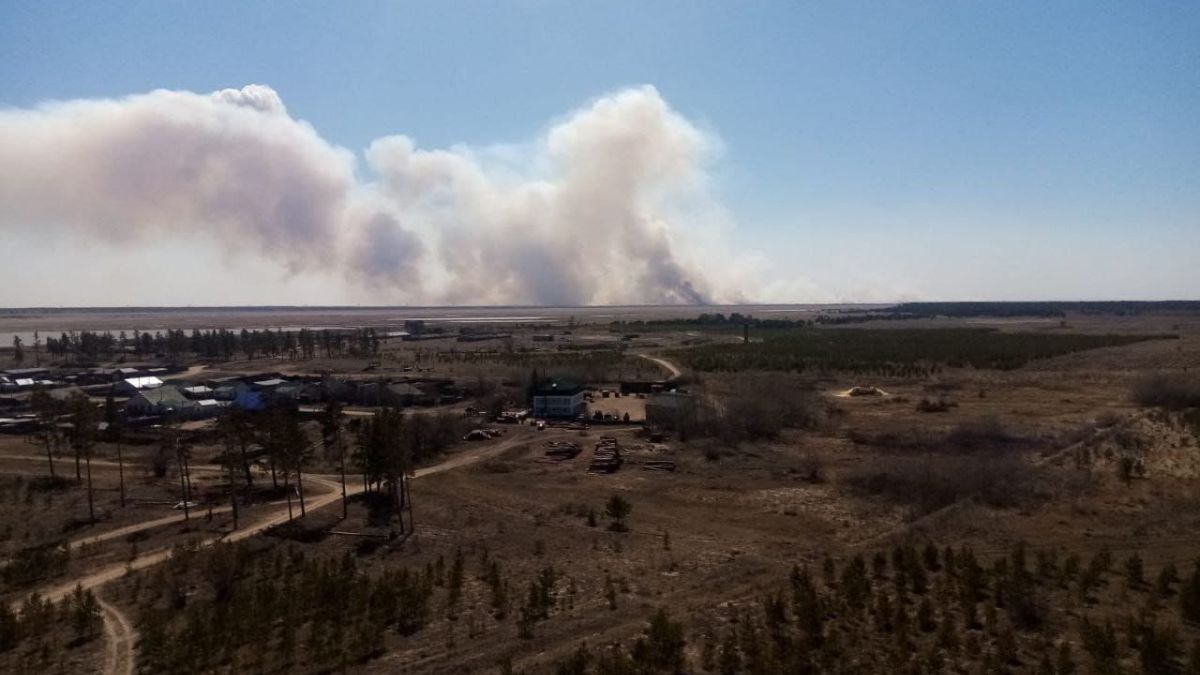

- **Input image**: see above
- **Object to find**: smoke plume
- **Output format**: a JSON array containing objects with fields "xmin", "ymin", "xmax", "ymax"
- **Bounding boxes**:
[{"xmin": 0, "ymin": 84, "xmax": 745, "ymax": 305}]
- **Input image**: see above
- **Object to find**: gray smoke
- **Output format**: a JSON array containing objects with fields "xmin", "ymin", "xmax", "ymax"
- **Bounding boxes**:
[{"xmin": 0, "ymin": 84, "xmax": 737, "ymax": 304}]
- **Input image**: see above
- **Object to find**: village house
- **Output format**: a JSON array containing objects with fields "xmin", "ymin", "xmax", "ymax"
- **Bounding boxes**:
[
  {"xmin": 532, "ymin": 378, "xmax": 586, "ymax": 419},
  {"xmin": 126, "ymin": 385, "xmax": 195, "ymax": 417},
  {"xmin": 114, "ymin": 375, "xmax": 164, "ymax": 396}
]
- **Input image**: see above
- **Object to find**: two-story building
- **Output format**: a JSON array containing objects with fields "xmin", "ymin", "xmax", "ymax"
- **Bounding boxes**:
[{"xmin": 532, "ymin": 378, "xmax": 586, "ymax": 419}]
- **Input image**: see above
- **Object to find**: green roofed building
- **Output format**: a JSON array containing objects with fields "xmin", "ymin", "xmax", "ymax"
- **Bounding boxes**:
[{"xmin": 532, "ymin": 378, "xmax": 585, "ymax": 418}]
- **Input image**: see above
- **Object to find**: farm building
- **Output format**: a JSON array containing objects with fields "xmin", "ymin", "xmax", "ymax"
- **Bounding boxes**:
[
  {"xmin": 126, "ymin": 386, "xmax": 194, "ymax": 417},
  {"xmin": 181, "ymin": 385, "xmax": 214, "ymax": 399},
  {"xmin": 532, "ymin": 378, "xmax": 586, "ymax": 419},
  {"xmin": 115, "ymin": 376, "xmax": 164, "ymax": 395}
]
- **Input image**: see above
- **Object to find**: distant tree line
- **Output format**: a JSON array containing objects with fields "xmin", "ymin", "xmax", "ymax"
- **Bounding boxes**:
[
  {"xmin": 611, "ymin": 313, "xmax": 808, "ymax": 333},
  {"xmin": 883, "ymin": 301, "xmax": 1200, "ymax": 319},
  {"xmin": 42, "ymin": 327, "xmax": 382, "ymax": 361},
  {"xmin": 670, "ymin": 328, "xmax": 1173, "ymax": 376}
]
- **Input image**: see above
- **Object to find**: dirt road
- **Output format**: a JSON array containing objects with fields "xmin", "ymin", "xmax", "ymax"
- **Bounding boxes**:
[
  {"xmin": 12, "ymin": 431, "xmax": 537, "ymax": 675},
  {"xmin": 98, "ymin": 594, "xmax": 135, "ymax": 675},
  {"xmin": 637, "ymin": 353, "xmax": 683, "ymax": 380}
]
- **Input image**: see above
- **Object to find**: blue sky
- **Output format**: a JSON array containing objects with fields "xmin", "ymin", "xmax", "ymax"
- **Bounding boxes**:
[{"xmin": 1, "ymin": 1, "xmax": 1198, "ymax": 304}]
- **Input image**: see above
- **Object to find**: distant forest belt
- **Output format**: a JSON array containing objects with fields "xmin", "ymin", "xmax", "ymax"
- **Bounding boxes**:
[{"xmin": 668, "ymin": 328, "xmax": 1176, "ymax": 375}]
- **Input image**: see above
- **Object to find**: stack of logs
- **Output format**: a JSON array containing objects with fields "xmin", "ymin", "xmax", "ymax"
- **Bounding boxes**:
[
  {"xmin": 588, "ymin": 436, "xmax": 623, "ymax": 473},
  {"xmin": 543, "ymin": 441, "xmax": 582, "ymax": 460}
]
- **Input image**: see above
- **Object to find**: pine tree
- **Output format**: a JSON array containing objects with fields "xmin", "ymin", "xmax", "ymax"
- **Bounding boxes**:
[
  {"xmin": 556, "ymin": 643, "xmax": 591, "ymax": 675},
  {"xmin": 69, "ymin": 393, "xmax": 97, "ymax": 523},
  {"xmin": 718, "ymin": 629, "xmax": 741, "ymax": 675},
  {"xmin": 447, "ymin": 548, "xmax": 465, "ymax": 618},
  {"xmin": 701, "ymin": 627, "xmax": 717, "ymax": 672},
  {"xmin": 30, "ymin": 388, "xmax": 59, "ymax": 479},
  {"xmin": 605, "ymin": 494, "xmax": 632, "ymax": 532},
  {"xmin": 1181, "ymin": 562, "xmax": 1200, "ymax": 623},
  {"xmin": 1187, "ymin": 640, "xmax": 1200, "ymax": 675},
  {"xmin": 0, "ymin": 602, "xmax": 18, "ymax": 653},
  {"xmin": 917, "ymin": 597, "xmax": 935, "ymax": 633},
  {"xmin": 1125, "ymin": 552, "xmax": 1145, "ymax": 588},
  {"xmin": 1157, "ymin": 563, "xmax": 1180, "ymax": 597},
  {"xmin": 924, "ymin": 542, "xmax": 941, "ymax": 571},
  {"xmin": 105, "ymin": 393, "xmax": 127, "ymax": 508},
  {"xmin": 996, "ymin": 626, "xmax": 1018, "ymax": 665},
  {"xmin": 638, "ymin": 608, "xmax": 686, "ymax": 672}
]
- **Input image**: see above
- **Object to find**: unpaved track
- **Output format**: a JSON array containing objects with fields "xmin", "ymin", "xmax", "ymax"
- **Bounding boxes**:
[
  {"xmin": 98, "ymin": 594, "xmax": 135, "ymax": 675},
  {"xmin": 637, "ymin": 353, "xmax": 683, "ymax": 379},
  {"xmin": 12, "ymin": 433, "xmax": 536, "ymax": 675}
]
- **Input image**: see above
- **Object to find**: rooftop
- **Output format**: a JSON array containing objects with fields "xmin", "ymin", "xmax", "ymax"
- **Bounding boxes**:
[
  {"xmin": 253, "ymin": 378, "xmax": 287, "ymax": 388},
  {"xmin": 534, "ymin": 378, "xmax": 583, "ymax": 396},
  {"xmin": 135, "ymin": 386, "xmax": 191, "ymax": 407},
  {"xmin": 123, "ymin": 376, "xmax": 164, "ymax": 390}
]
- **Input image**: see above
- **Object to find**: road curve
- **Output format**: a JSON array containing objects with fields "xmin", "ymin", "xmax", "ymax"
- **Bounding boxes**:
[
  {"xmin": 98, "ymin": 594, "xmax": 135, "ymax": 675},
  {"xmin": 14, "ymin": 432, "xmax": 538, "ymax": 675},
  {"xmin": 637, "ymin": 353, "xmax": 683, "ymax": 380}
]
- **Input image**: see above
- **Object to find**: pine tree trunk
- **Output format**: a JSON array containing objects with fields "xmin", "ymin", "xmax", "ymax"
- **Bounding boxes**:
[
  {"xmin": 239, "ymin": 440, "xmax": 254, "ymax": 487},
  {"xmin": 85, "ymin": 446, "xmax": 95, "ymax": 524},
  {"xmin": 44, "ymin": 436, "xmax": 55, "ymax": 478},
  {"xmin": 116, "ymin": 440, "xmax": 126, "ymax": 508},
  {"xmin": 284, "ymin": 472, "xmax": 294, "ymax": 522},
  {"xmin": 178, "ymin": 462, "xmax": 190, "ymax": 521},
  {"xmin": 339, "ymin": 450, "xmax": 347, "ymax": 519},
  {"xmin": 296, "ymin": 465, "xmax": 306, "ymax": 517},
  {"xmin": 402, "ymin": 475, "xmax": 414, "ymax": 534},
  {"xmin": 182, "ymin": 453, "xmax": 194, "ymax": 501},
  {"xmin": 227, "ymin": 460, "xmax": 239, "ymax": 530}
]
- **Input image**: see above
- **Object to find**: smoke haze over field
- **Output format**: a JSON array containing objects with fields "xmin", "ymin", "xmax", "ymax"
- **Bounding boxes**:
[{"xmin": 0, "ymin": 84, "xmax": 756, "ymax": 305}]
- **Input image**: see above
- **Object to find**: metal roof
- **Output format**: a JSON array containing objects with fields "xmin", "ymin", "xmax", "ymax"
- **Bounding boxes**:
[
  {"xmin": 253, "ymin": 378, "xmax": 287, "ymax": 387},
  {"xmin": 123, "ymin": 376, "xmax": 164, "ymax": 389}
]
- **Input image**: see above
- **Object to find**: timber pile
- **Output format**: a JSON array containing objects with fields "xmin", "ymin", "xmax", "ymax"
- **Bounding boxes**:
[
  {"xmin": 641, "ymin": 460, "xmax": 676, "ymax": 472},
  {"xmin": 588, "ymin": 436, "xmax": 623, "ymax": 473},
  {"xmin": 544, "ymin": 441, "xmax": 582, "ymax": 460}
]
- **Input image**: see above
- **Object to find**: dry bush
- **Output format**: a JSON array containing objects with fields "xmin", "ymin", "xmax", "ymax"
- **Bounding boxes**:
[
  {"xmin": 686, "ymin": 374, "xmax": 830, "ymax": 445},
  {"xmin": 842, "ymin": 453, "xmax": 1040, "ymax": 515},
  {"xmin": 797, "ymin": 450, "xmax": 826, "ymax": 483},
  {"xmin": 849, "ymin": 416, "xmax": 1027, "ymax": 455},
  {"xmin": 944, "ymin": 416, "xmax": 1026, "ymax": 450},
  {"xmin": 847, "ymin": 427, "xmax": 939, "ymax": 451},
  {"xmin": 916, "ymin": 397, "xmax": 956, "ymax": 413},
  {"xmin": 1132, "ymin": 373, "xmax": 1200, "ymax": 410}
]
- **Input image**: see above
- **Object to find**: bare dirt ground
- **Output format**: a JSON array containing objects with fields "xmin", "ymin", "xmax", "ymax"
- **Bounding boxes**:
[
  {"xmin": 1, "ymin": 427, "xmax": 546, "ymax": 674},
  {"xmin": 2, "ymin": 309, "xmax": 1199, "ymax": 673}
]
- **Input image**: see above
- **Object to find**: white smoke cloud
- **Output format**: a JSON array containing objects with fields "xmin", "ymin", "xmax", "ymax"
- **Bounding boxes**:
[{"xmin": 0, "ymin": 83, "xmax": 782, "ymax": 305}]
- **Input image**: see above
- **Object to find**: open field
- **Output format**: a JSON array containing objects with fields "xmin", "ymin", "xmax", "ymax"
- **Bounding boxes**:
[
  {"xmin": 0, "ymin": 305, "xmax": 849, "ymax": 346},
  {"xmin": 2, "ymin": 304, "xmax": 1200, "ymax": 673}
]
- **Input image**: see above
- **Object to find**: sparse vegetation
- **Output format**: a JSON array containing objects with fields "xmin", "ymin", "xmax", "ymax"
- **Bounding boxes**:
[
  {"xmin": 1, "ymin": 306, "xmax": 1198, "ymax": 674},
  {"xmin": 842, "ymin": 453, "xmax": 1041, "ymax": 515},
  {"xmin": 671, "ymin": 327, "xmax": 1171, "ymax": 375},
  {"xmin": 1133, "ymin": 373, "xmax": 1200, "ymax": 410}
]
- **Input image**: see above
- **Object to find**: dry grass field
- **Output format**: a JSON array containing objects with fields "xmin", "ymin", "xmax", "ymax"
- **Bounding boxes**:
[{"xmin": 2, "ymin": 305, "xmax": 1199, "ymax": 674}]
